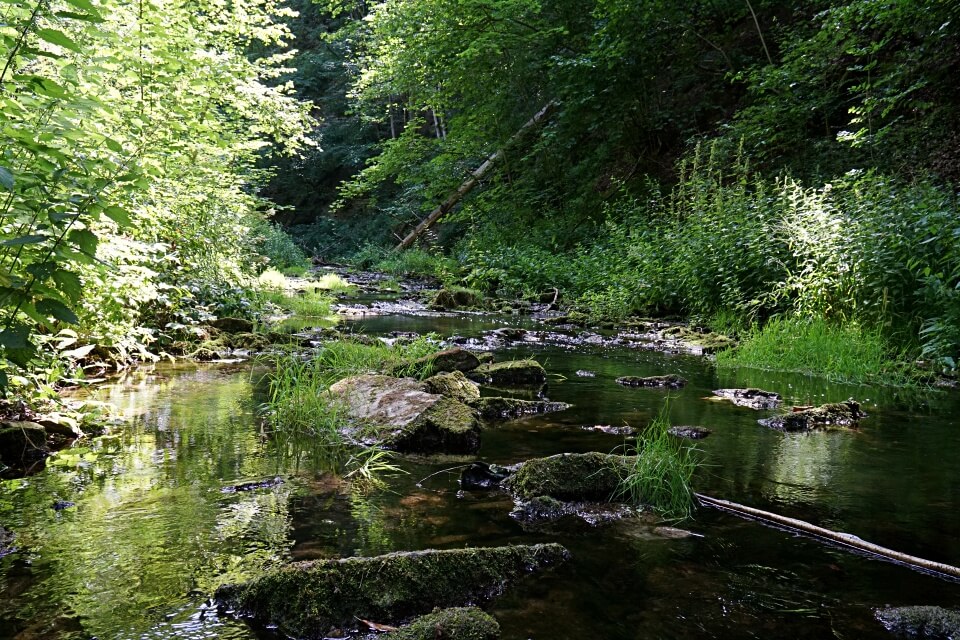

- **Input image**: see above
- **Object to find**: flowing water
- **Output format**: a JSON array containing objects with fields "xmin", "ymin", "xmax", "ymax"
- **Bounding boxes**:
[{"xmin": 1, "ymin": 305, "xmax": 959, "ymax": 639}]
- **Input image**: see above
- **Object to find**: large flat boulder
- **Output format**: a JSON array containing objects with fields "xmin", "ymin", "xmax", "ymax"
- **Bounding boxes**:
[
  {"xmin": 329, "ymin": 375, "xmax": 480, "ymax": 453},
  {"xmin": 215, "ymin": 544, "xmax": 569, "ymax": 639}
]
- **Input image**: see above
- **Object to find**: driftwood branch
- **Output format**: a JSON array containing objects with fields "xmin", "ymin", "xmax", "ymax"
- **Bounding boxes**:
[
  {"xmin": 696, "ymin": 493, "xmax": 960, "ymax": 580},
  {"xmin": 394, "ymin": 101, "xmax": 557, "ymax": 252}
]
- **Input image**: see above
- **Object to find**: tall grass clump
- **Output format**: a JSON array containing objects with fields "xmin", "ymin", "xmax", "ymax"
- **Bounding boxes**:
[
  {"xmin": 619, "ymin": 403, "xmax": 699, "ymax": 521},
  {"xmin": 256, "ymin": 268, "xmax": 334, "ymax": 318},
  {"xmin": 715, "ymin": 316, "xmax": 910, "ymax": 385}
]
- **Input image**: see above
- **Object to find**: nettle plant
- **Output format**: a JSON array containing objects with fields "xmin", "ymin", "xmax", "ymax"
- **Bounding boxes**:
[{"xmin": 0, "ymin": 0, "xmax": 314, "ymax": 387}]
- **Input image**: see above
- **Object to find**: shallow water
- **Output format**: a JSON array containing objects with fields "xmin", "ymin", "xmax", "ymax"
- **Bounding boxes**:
[{"xmin": 1, "ymin": 312, "xmax": 959, "ymax": 639}]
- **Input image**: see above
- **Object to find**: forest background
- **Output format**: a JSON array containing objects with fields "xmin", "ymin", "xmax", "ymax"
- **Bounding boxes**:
[{"xmin": 2, "ymin": 0, "xmax": 959, "ymax": 399}]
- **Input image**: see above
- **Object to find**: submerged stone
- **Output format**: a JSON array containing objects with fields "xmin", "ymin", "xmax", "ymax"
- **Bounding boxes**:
[
  {"xmin": 668, "ymin": 426, "xmax": 712, "ymax": 440},
  {"xmin": 467, "ymin": 360, "xmax": 547, "ymax": 386},
  {"xmin": 423, "ymin": 370, "xmax": 481, "ymax": 403},
  {"xmin": 328, "ymin": 375, "xmax": 480, "ymax": 453},
  {"xmin": 221, "ymin": 477, "xmax": 284, "ymax": 494},
  {"xmin": 389, "ymin": 607, "xmax": 500, "ymax": 640},
  {"xmin": 616, "ymin": 374, "xmax": 687, "ymax": 389},
  {"xmin": 502, "ymin": 452, "xmax": 633, "ymax": 502},
  {"xmin": 460, "ymin": 462, "xmax": 513, "ymax": 490},
  {"xmin": 759, "ymin": 400, "xmax": 865, "ymax": 432},
  {"xmin": 875, "ymin": 605, "xmax": 960, "ymax": 638},
  {"xmin": 471, "ymin": 397, "xmax": 571, "ymax": 421},
  {"xmin": 712, "ymin": 388, "xmax": 782, "ymax": 410},
  {"xmin": 215, "ymin": 544, "xmax": 569, "ymax": 639},
  {"xmin": 581, "ymin": 425, "xmax": 636, "ymax": 436}
]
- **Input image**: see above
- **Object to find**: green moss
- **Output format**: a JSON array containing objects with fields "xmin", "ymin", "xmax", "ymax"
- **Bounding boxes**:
[
  {"xmin": 215, "ymin": 544, "xmax": 569, "ymax": 639},
  {"xmin": 876, "ymin": 606, "xmax": 960, "ymax": 638},
  {"xmin": 396, "ymin": 347, "xmax": 481, "ymax": 379},
  {"xmin": 502, "ymin": 452, "xmax": 633, "ymax": 502},
  {"xmin": 390, "ymin": 607, "xmax": 500, "ymax": 640},
  {"xmin": 390, "ymin": 396, "xmax": 480, "ymax": 454},
  {"xmin": 467, "ymin": 360, "xmax": 546, "ymax": 386},
  {"xmin": 661, "ymin": 326, "xmax": 735, "ymax": 352},
  {"xmin": 431, "ymin": 287, "xmax": 485, "ymax": 310},
  {"xmin": 759, "ymin": 401, "xmax": 865, "ymax": 432},
  {"xmin": 423, "ymin": 371, "xmax": 481, "ymax": 403}
]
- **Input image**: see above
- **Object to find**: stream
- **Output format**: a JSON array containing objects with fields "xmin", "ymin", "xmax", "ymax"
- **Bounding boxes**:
[{"xmin": 1, "ymin": 288, "xmax": 959, "ymax": 639}]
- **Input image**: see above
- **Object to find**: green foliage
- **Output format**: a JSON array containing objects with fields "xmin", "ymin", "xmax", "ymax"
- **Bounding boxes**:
[
  {"xmin": 249, "ymin": 219, "xmax": 310, "ymax": 274},
  {"xmin": 715, "ymin": 316, "xmax": 911, "ymax": 385},
  {"xmin": 0, "ymin": 0, "xmax": 315, "ymax": 385},
  {"xmin": 619, "ymin": 402, "xmax": 699, "ymax": 521}
]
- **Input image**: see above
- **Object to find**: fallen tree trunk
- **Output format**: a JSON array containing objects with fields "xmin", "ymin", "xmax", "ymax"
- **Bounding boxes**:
[
  {"xmin": 394, "ymin": 102, "xmax": 556, "ymax": 251},
  {"xmin": 696, "ymin": 493, "xmax": 960, "ymax": 580}
]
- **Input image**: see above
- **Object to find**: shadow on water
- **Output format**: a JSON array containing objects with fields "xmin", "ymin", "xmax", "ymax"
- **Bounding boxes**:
[{"xmin": 1, "ymin": 313, "xmax": 959, "ymax": 639}]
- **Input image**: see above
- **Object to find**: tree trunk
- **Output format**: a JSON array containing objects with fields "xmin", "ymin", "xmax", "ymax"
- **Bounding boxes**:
[
  {"xmin": 697, "ymin": 493, "xmax": 960, "ymax": 580},
  {"xmin": 394, "ymin": 101, "xmax": 556, "ymax": 252}
]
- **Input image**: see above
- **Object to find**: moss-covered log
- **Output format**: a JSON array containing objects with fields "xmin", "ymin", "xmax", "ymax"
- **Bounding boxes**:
[
  {"xmin": 389, "ymin": 607, "xmax": 500, "ymax": 640},
  {"xmin": 215, "ymin": 544, "xmax": 569, "ymax": 638}
]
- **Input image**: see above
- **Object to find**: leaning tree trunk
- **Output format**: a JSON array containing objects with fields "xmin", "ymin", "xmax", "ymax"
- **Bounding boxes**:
[
  {"xmin": 394, "ymin": 102, "xmax": 556, "ymax": 252},
  {"xmin": 697, "ymin": 493, "xmax": 960, "ymax": 579}
]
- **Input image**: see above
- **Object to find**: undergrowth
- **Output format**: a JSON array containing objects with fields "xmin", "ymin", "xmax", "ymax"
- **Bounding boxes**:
[{"xmin": 715, "ymin": 316, "xmax": 914, "ymax": 385}]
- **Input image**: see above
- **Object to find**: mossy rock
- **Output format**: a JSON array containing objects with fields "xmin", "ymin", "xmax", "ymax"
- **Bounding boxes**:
[
  {"xmin": 615, "ymin": 374, "xmax": 687, "ymax": 389},
  {"xmin": 660, "ymin": 325, "xmax": 735, "ymax": 353},
  {"xmin": 215, "ymin": 544, "xmax": 569, "ymax": 639},
  {"xmin": 330, "ymin": 375, "xmax": 480, "ymax": 454},
  {"xmin": 502, "ymin": 452, "xmax": 633, "ymax": 502},
  {"xmin": 467, "ymin": 360, "xmax": 547, "ymax": 386},
  {"xmin": 399, "ymin": 348, "xmax": 481, "ymax": 378},
  {"xmin": 424, "ymin": 371, "xmax": 481, "ymax": 403},
  {"xmin": 759, "ymin": 400, "xmax": 865, "ymax": 432},
  {"xmin": 390, "ymin": 607, "xmax": 500, "ymax": 640},
  {"xmin": 712, "ymin": 388, "xmax": 782, "ymax": 410},
  {"xmin": 875, "ymin": 606, "xmax": 960, "ymax": 638},
  {"xmin": 431, "ymin": 287, "xmax": 484, "ymax": 310},
  {"xmin": 0, "ymin": 421, "xmax": 48, "ymax": 465},
  {"xmin": 471, "ymin": 397, "xmax": 571, "ymax": 421}
]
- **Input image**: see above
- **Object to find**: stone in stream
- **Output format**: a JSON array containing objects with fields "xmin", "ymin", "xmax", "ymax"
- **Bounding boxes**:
[
  {"xmin": 581, "ymin": 424, "xmax": 636, "ymax": 436},
  {"xmin": 575, "ymin": 370, "xmax": 596, "ymax": 377},
  {"xmin": 668, "ymin": 426, "xmax": 712, "ymax": 440},
  {"xmin": 0, "ymin": 421, "xmax": 49, "ymax": 466},
  {"xmin": 875, "ymin": 606, "xmax": 960, "ymax": 638},
  {"xmin": 399, "ymin": 347, "xmax": 481, "ymax": 378},
  {"xmin": 386, "ymin": 607, "xmax": 500, "ymax": 640},
  {"xmin": 423, "ymin": 370, "xmax": 481, "ymax": 403},
  {"xmin": 758, "ymin": 400, "xmax": 865, "ymax": 432},
  {"xmin": 470, "ymin": 397, "xmax": 571, "ymax": 421},
  {"xmin": 616, "ymin": 374, "xmax": 687, "ymax": 389},
  {"xmin": 502, "ymin": 452, "xmax": 633, "ymax": 502},
  {"xmin": 210, "ymin": 317, "xmax": 255, "ymax": 333},
  {"xmin": 214, "ymin": 544, "xmax": 569, "ymax": 639},
  {"xmin": 467, "ymin": 359, "xmax": 547, "ymax": 386},
  {"xmin": 328, "ymin": 375, "xmax": 480, "ymax": 454},
  {"xmin": 712, "ymin": 388, "xmax": 782, "ymax": 410},
  {"xmin": 460, "ymin": 462, "xmax": 514, "ymax": 490},
  {"xmin": 430, "ymin": 287, "xmax": 484, "ymax": 310}
]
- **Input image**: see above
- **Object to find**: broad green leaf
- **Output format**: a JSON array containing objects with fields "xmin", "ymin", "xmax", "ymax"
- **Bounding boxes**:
[
  {"xmin": 67, "ymin": 228, "xmax": 98, "ymax": 255},
  {"xmin": 26, "ymin": 261, "xmax": 57, "ymax": 280},
  {"xmin": 35, "ymin": 28, "xmax": 82, "ymax": 53},
  {"xmin": 62, "ymin": 0, "xmax": 99, "ymax": 14},
  {"xmin": 0, "ymin": 166, "xmax": 13, "ymax": 190},
  {"xmin": 0, "ymin": 234, "xmax": 47, "ymax": 247},
  {"xmin": 36, "ymin": 298, "xmax": 79, "ymax": 324},
  {"xmin": 53, "ymin": 269, "xmax": 83, "ymax": 300},
  {"xmin": 103, "ymin": 205, "xmax": 131, "ymax": 226},
  {"xmin": 55, "ymin": 10, "xmax": 105, "ymax": 23},
  {"xmin": 0, "ymin": 323, "xmax": 30, "ymax": 349},
  {"xmin": 104, "ymin": 137, "xmax": 123, "ymax": 153}
]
